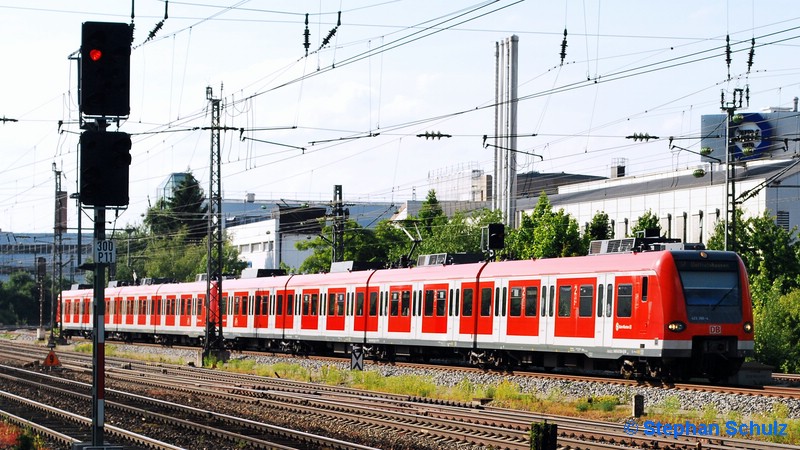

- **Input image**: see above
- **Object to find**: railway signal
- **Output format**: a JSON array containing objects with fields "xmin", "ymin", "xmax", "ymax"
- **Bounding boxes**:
[
  {"xmin": 79, "ymin": 130, "xmax": 132, "ymax": 206},
  {"xmin": 81, "ymin": 21, "xmax": 132, "ymax": 117}
]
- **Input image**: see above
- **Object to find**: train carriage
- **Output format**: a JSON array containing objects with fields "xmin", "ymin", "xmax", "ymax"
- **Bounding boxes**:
[{"xmin": 62, "ymin": 240, "xmax": 753, "ymax": 381}]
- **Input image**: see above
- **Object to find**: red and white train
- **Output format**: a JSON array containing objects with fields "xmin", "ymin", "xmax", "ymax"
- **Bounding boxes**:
[{"xmin": 61, "ymin": 239, "xmax": 754, "ymax": 381}]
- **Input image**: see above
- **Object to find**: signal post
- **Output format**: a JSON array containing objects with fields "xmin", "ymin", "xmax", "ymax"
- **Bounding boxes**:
[{"xmin": 76, "ymin": 21, "xmax": 132, "ymax": 450}]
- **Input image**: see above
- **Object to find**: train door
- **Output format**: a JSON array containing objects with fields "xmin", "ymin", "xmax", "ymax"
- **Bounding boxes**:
[
  {"xmin": 507, "ymin": 280, "xmax": 540, "ymax": 336},
  {"xmin": 613, "ymin": 276, "xmax": 636, "ymax": 339},
  {"xmin": 254, "ymin": 290, "xmax": 270, "ymax": 330},
  {"xmin": 135, "ymin": 296, "xmax": 146, "ymax": 325},
  {"xmin": 195, "ymin": 294, "xmax": 206, "ymax": 329},
  {"xmin": 151, "ymin": 296, "xmax": 161, "ymax": 327},
  {"xmin": 179, "ymin": 295, "xmax": 192, "ymax": 327},
  {"xmin": 104, "ymin": 299, "xmax": 112, "ymax": 325},
  {"xmin": 164, "ymin": 295, "xmax": 177, "ymax": 327},
  {"xmin": 354, "ymin": 286, "xmax": 379, "ymax": 332},
  {"xmin": 275, "ymin": 289, "xmax": 294, "ymax": 330},
  {"xmin": 387, "ymin": 286, "xmax": 412, "ymax": 333},
  {"xmin": 326, "ymin": 288, "xmax": 346, "ymax": 331},
  {"xmin": 553, "ymin": 277, "xmax": 595, "ymax": 338},
  {"xmin": 81, "ymin": 297, "xmax": 91, "ymax": 326},
  {"xmin": 300, "ymin": 289, "xmax": 320, "ymax": 330},
  {"xmin": 421, "ymin": 283, "xmax": 448, "ymax": 334},
  {"xmin": 458, "ymin": 281, "xmax": 494, "ymax": 336},
  {"xmin": 124, "ymin": 297, "xmax": 134, "ymax": 325},
  {"xmin": 538, "ymin": 279, "xmax": 556, "ymax": 345},
  {"xmin": 231, "ymin": 291, "xmax": 249, "ymax": 328},
  {"xmin": 595, "ymin": 275, "xmax": 615, "ymax": 348}
]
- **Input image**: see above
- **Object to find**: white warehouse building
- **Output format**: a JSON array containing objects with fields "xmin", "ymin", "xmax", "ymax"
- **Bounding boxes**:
[{"xmin": 518, "ymin": 158, "xmax": 800, "ymax": 244}]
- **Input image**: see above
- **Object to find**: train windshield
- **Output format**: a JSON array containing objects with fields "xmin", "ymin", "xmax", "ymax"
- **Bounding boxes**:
[{"xmin": 676, "ymin": 258, "xmax": 742, "ymax": 323}]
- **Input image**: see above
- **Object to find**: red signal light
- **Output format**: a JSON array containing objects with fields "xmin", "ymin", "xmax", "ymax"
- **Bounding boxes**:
[{"xmin": 89, "ymin": 49, "xmax": 102, "ymax": 61}]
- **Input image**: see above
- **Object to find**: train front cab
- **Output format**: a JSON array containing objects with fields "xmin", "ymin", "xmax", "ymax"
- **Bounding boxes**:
[{"xmin": 661, "ymin": 250, "xmax": 754, "ymax": 381}]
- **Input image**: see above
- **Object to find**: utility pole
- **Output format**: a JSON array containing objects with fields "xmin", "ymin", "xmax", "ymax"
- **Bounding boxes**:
[
  {"xmin": 51, "ymin": 165, "xmax": 66, "ymax": 346},
  {"xmin": 721, "ymin": 88, "xmax": 747, "ymax": 252},
  {"xmin": 331, "ymin": 185, "xmax": 345, "ymax": 263},
  {"xmin": 203, "ymin": 86, "xmax": 225, "ymax": 359}
]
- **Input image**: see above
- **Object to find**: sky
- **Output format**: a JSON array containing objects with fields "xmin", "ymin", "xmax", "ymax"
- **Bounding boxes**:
[{"xmin": 1, "ymin": 0, "xmax": 800, "ymax": 234}]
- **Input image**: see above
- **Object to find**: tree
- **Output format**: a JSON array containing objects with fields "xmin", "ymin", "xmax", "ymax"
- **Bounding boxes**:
[
  {"xmin": 586, "ymin": 211, "xmax": 613, "ymax": 241},
  {"xmin": 416, "ymin": 208, "xmax": 503, "ymax": 256},
  {"xmin": 418, "ymin": 189, "xmax": 446, "ymax": 236},
  {"xmin": 0, "ymin": 272, "xmax": 39, "ymax": 325},
  {"xmin": 629, "ymin": 210, "xmax": 661, "ymax": 237},
  {"xmin": 707, "ymin": 209, "xmax": 800, "ymax": 294},
  {"xmin": 296, "ymin": 220, "xmax": 390, "ymax": 273},
  {"xmin": 143, "ymin": 173, "xmax": 207, "ymax": 242},
  {"xmin": 504, "ymin": 193, "xmax": 585, "ymax": 259}
]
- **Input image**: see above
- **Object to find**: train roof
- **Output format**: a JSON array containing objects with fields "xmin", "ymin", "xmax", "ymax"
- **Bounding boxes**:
[{"xmin": 63, "ymin": 249, "xmax": 737, "ymax": 297}]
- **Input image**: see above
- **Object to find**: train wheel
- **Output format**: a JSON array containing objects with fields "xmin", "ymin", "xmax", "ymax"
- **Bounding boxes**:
[{"xmin": 619, "ymin": 360, "xmax": 635, "ymax": 380}]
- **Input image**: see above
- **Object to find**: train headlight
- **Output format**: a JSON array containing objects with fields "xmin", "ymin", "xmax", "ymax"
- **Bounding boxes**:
[
  {"xmin": 667, "ymin": 321, "xmax": 686, "ymax": 332},
  {"xmin": 743, "ymin": 321, "xmax": 753, "ymax": 334}
]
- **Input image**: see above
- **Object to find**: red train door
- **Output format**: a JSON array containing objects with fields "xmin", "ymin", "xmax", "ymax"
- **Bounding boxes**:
[
  {"xmin": 195, "ymin": 294, "xmax": 206, "ymax": 328},
  {"xmin": 300, "ymin": 289, "xmax": 320, "ymax": 330},
  {"xmin": 275, "ymin": 289, "xmax": 294, "ymax": 329},
  {"xmin": 421, "ymin": 283, "xmax": 449, "ymax": 334},
  {"xmin": 231, "ymin": 291, "xmax": 249, "ymax": 328},
  {"xmin": 179, "ymin": 295, "xmax": 192, "ymax": 327},
  {"xmin": 387, "ymin": 286, "xmax": 412, "ymax": 333},
  {"xmin": 613, "ymin": 276, "xmax": 636, "ymax": 339},
  {"xmin": 459, "ymin": 282, "xmax": 493, "ymax": 335},
  {"xmin": 326, "ymin": 288, "xmax": 346, "ymax": 331},
  {"xmin": 164, "ymin": 295, "xmax": 176, "ymax": 326},
  {"xmin": 151, "ymin": 296, "xmax": 161, "ymax": 326},
  {"xmin": 254, "ymin": 290, "xmax": 270, "ymax": 329},
  {"xmin": 82, "ymin": 297, "xmax": 91, "ymax": 325},
  {"xmin": 554, "ymin": 277, "xmax": 596, "ymax": 338},
  {"xmin": 506, "ymin": 281, "xmax": 540, "ymax": 336},
  {"xmin": 104, "ymin": 299, "xmax": 112, "ymax": 325},
  {"xmin": 135, "ymin": 296, "xmax": 146, "ymax": 325},
  {"xmin": 125, "ymin": 297, "xmax": 135, "ymax": 325},
  {"xmin": 354, "ymin": 286, "xmax": 379, "ymax": 332}
]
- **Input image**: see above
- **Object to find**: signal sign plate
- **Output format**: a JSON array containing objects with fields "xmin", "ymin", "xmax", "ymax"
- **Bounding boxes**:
[
  {"xmin": 95, "ymin": 240, "xmax": 116, "ymax": 264},
  {"xmin": 351, "ymin": 344, "xmax": 364, "ymax": 371}
]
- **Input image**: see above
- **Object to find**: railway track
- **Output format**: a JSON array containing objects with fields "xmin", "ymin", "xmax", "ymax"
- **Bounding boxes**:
[{"xmin": 0, "ymin": 338, "xmax": 798, "ymax": 450}]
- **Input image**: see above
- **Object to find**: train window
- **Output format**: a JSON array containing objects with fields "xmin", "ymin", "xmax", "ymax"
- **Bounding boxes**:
[
  {"xmin": 525, "ymin": 287, "xmax": 538, "ymax": 316},
  {"xmin": 462, "ymin": 288, "xmax": 473, "ymax": 316},
  {"xmin": 302, "ymin": 294, "xmax": 310, "ymax": 315},
  {"xmin": 642, "ymin": 276, "xmax": 649, "ymax": 302},
  {"xmin": 549, "ymin": 286, "xmax": 555, "ymax": 317},
  {"xmin": 356, "ymin": 292, "xmax": 365, "ymax": 316},
  {"xmin": 327, "ymin": 293, "xmax": 335, "ymax": 315},
  {"xmin": 418, "ymin": 290, "xmax": 423, "ymax": 316},
  {"xmin": 454, "ymin": 289, "xmax": 460, "ymax": 316},
  {"xmin": 401, "ymin": 291, "xmax": 410, "ymax": 316},
  {"xmin": 321, "ymin": 293, "xmax": 326, "ymax": 316},
  {"xmin": 449, "ymin": 289, "xmax": 453, "ymax": 316},
  {"xmin": 242, "ymin": 296, "xmax": 248, "ymax": 315},
  {"xmin": 337, "ymin": 294, "xmax": 345, "ymax": 316},
  {"xmin": 502, "ymin": 287, "xmax": 507, "ymax": 316},
  {"xmin": 391, "ymin": 292, "xmax": 400, "ymax": 316},
  {"xmin": 558, "ymin": 286, "xmax": 571, "ymax": 317},
  {"xmin": 286, "ymin": 295, "xmax": 293, "ymax": 315},
  {"xmin": 276, "ymin": 294, "xmax": 283, "ymax": 315},
  {"xmin": 579, "ymin": 285, "xmax": 593, "ymax": 317},
  {"xmin": 617, "ymin": 284, "xmax": 633, "ymax": 318},
  {"xmin": 436, "ymin": 290, "xmax": 446, "ymax": 316},
  {"xmin": 510, "ymin": 288, "xmax": 523, "ymax": 317},
  {"xmin": 369, "ymin": 292, "xmax": 378, "ymax": 316},
  {"xmin": 494, "ymin": 287, "xmax": 500, "ymax": 316},
  {"xmin": 255, "ymin": 296, "xmax": 262, "ymax": 315},
  {"xmin": 541, "ymin": 288, "xmax": 547, "ymax": 317},
  {"xmin": 424, "ymin": 290, "xmax": 434, "ymax": 316},
  {"xmin": 412, "ymin": 291, "xmax": 417, "ymax": 317},
  {"xmin": 480, "ymin": 287, "xmax": 492, "ymax": 317},
  {"xmin": 597, "ymin": 285, "xmax": 604, "ymax": 317},
  {"xmin": 311, "ymin": 293, "xmax": 318, "ymax": 315},
  {"xmin": 606, "ymin": 284, "xmax": 613, "ymax": 317}
]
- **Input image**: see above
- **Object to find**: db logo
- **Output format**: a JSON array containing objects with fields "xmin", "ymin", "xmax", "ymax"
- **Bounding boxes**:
[{"xmin": 709, "ymin": 325, "xmax": 722, "ymax": 334}]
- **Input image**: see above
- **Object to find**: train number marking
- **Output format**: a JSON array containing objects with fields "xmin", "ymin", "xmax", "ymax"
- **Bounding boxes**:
[{"xmin": 709, "ymin": 325, "xmax": 722, "ymax": 335}]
